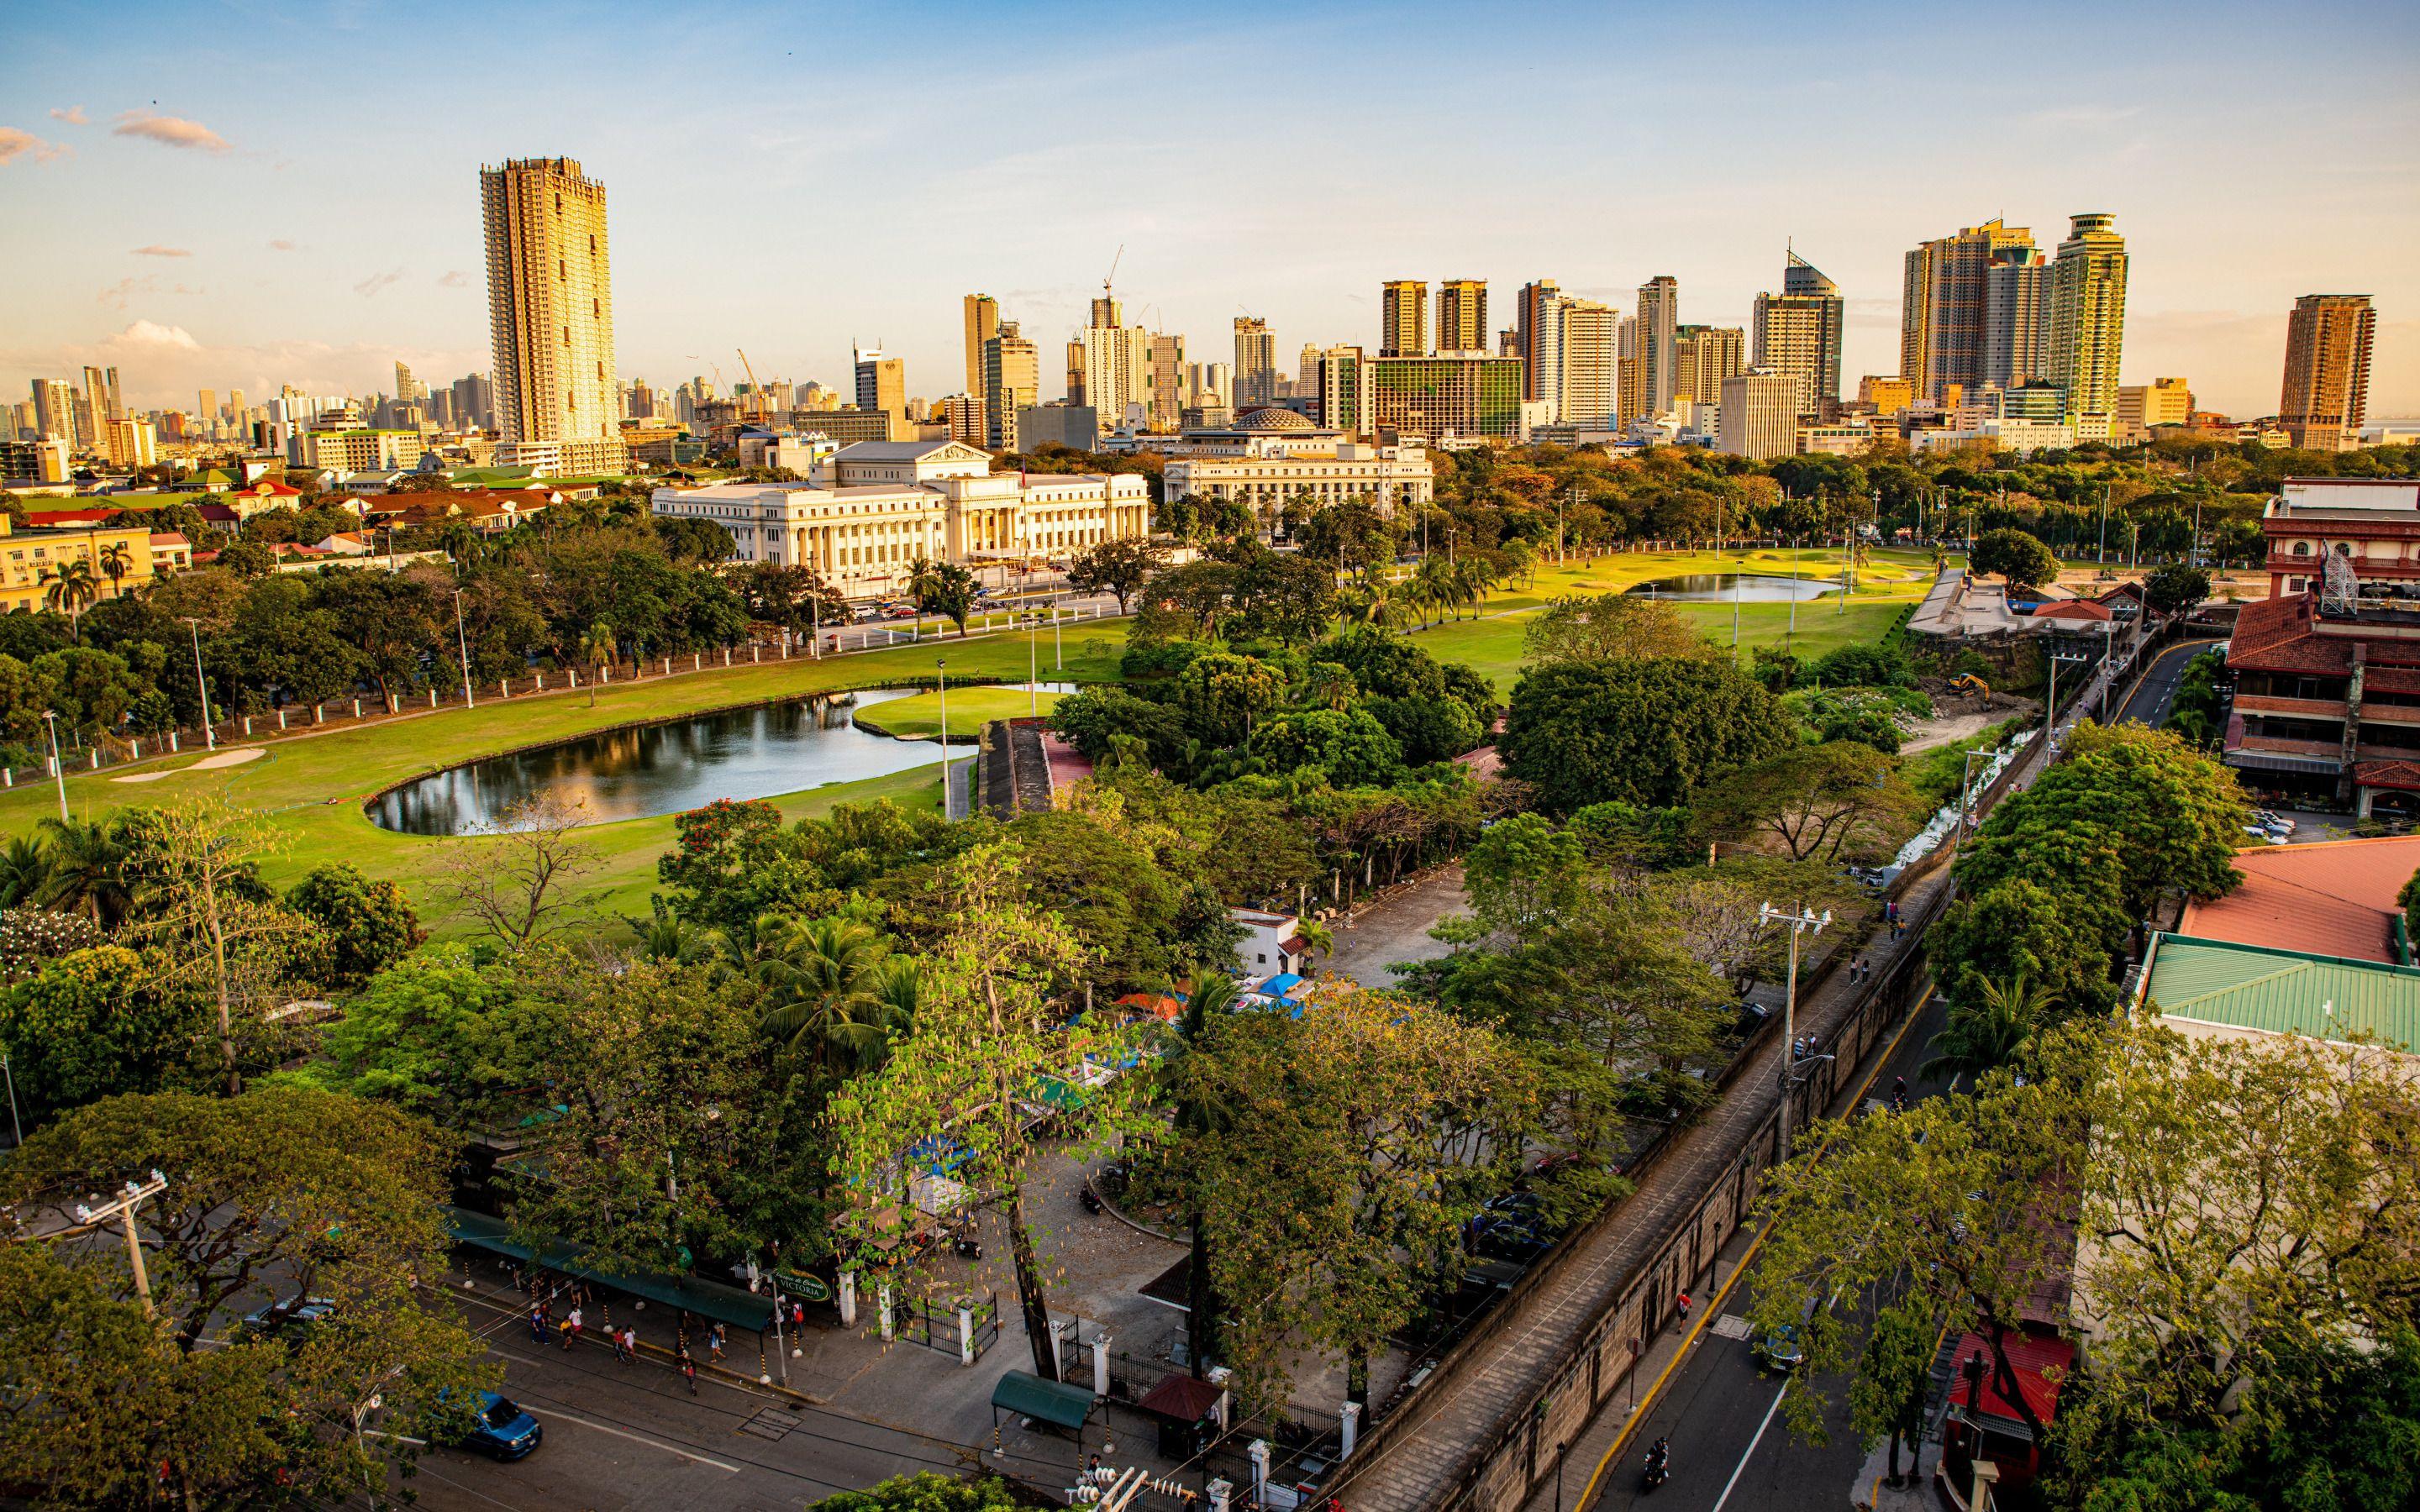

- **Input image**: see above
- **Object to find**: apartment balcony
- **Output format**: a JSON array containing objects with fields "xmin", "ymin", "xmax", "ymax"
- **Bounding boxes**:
[
  {"xmin": 2231, "ymin": 693, "xmax": 2349, "ymax": 720},
  {"xmin": 2359, "ymin": 703, "xmax": 2420, "ymax": 726}
]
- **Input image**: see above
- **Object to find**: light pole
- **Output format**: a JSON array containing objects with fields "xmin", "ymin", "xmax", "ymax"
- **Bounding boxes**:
[
  {"xmin": 1758, "ymin": 903, "xmax": 1831, "ymax": 1161},
  {"xmin": 2, "ymin": 1047, "xmax": 20, "ymax": 1147},
  {"xmin": 39, "ymin": 710, "xmax": 66, "ymax": 822},
  {"xmin": 452, "ymin": 590, "xmax": 476, "ymax": 710},
  {"xmin": 74, "ymin": 1170, "xmax": 169, "ymax": 1319},
  {"xmin": 2046, "ymin": 648, "xmax": 2088, "ymax": 748},
  {"xmin": 936, "ymin": 657, "xmax": 950, "ymax": 818},
  {"xmin": 1949, "ymin": 746, "xmax": 1993, "ymax": 864},
  {"xmin": 184, "ymin": 617, "xmax": 215, "ymax": 750},
  {"xmin": 1027, "ymin": 611, "xmax": 1039, "ymax": 717},
  {"xmin": 1051, "ymin": 599, "xmax": 1063, "ymax": 671}
]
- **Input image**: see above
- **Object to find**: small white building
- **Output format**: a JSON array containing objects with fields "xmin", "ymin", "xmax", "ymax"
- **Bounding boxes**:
[{"xmin": 1230, "ymin": 908, "xmax": 1310, "ymax": 978}]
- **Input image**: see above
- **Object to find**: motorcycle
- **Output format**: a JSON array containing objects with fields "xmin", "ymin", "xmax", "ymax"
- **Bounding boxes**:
[
  {"xmin": 1641, "ymin": 1437, "xmax": 1670, "ymax": 1492},
  {"xmin": 1078, "ymin": 1186, "xmax": 1104, "ymax": 1215}
]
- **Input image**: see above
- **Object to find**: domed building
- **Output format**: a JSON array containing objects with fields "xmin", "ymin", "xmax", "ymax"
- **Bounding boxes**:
[{"xmin": 1233, "ymin": 406, "xmax": 1317, "ymax": 433}]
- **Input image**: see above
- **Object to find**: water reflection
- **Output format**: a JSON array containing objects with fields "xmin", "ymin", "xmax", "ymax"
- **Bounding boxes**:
[
  {"xmin": 369, "ymin": 688, "xmax": 955, "ymax": 837},
  {"xmin": 1626, "ymin": 574, "xmax": 1844, "ymax": 603}
]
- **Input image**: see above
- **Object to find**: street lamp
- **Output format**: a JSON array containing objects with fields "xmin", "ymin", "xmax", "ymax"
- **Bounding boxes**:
[
  {"xmin": 2045, "ymin": 649, "xmax": 2089, "ymax": 748},
  {"xmin": 452, "ymin": 589, "xmax": 476, "ymax": 710},
  {"xmin": 183, "ymin": 616, "xmax": 215, "ymax": 750},
  {"xmin": 936, "ymin": 658, "xmax": 950, "ymax": 818},
  {"xmin": 1757, "ymin": 902, "xmax": 1831, "ymax": 1160},
  {"xmin": 39, "ymin": 709, "xmax": 66, "ymax": 822},
  {"xmin": 1027, "ymin": 610, "xmax": 1039, "ymax": 717}
]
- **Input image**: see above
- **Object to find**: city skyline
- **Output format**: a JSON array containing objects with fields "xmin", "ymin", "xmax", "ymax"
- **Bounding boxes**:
[{"xmin": 3, "ymin": 0, "xmax": 2415, "ymax": 420}]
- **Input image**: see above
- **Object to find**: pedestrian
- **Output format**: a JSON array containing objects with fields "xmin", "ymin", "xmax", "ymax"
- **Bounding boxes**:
[
  {"xmin": 679, "ymin": 1348, "xmax": 698, "ymax": 1396},
  {"xmin": 529, "ymin": 1304, "xmax": 546, "ymax": 1344},
  {"xmin": 792, "ymin": 1300, "xmax": 806, "ymax": 1331},
  {"xmin": 1676, "ymin": 1289, "xmax": 1692, "ymax": 1326},
  {"xmin": 613, "ymin": 1326, "xmax": 631, "ymax": 1364},
  {"xmin": 565, "ymin": 1306, "xmax": 582, "ymax": 1350},
  {"xmin": 709, "ymin": 1322, "xmax": 726, "ymax": 1362}
]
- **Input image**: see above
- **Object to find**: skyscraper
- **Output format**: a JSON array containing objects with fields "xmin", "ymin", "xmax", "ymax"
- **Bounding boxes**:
[
  {"xmin": 1234, "ymin": 318, "xmax": 1277, "ymax": 407},
  {"xmin": 198, "ymin": 390, "xmax": 215, "ymax": 431},
  {"xmin": 1981, "ymin": 248, "xmax": 2052, "ymax": 393},
  {"xmin": 1901, "ymin": 219, "xmax": 2035, "ymax": 404},
  {"xmin": 1635, "ymin": 276, "xmax": 1679, "ymax": 420},
  {"xmin": 2048, "ymin": 213, "xmax": 2128, "ymax": 423},
  {"xmin": 962, "ymin": 294, "xmax": 998, "ymax": 433},
  {"xmin": 479, "ymin": 156, "xmax": 622, "ymax": 470},
  {"xmin": 1148, "ymin": 333, "xmax": 1186, "ymax": 431},
  {"xmin": 1436, "ymin": 279, "xmax": 1488, "ymax": 354},
  {"xmin": 1555, "ymin": 298, "xmax": 1618, "ymax": 430},
  {"xmin": 1380, "ymin": 281, "xmax": 1428, "ymax": 357},
  {"xmin": 2278, "ymin": 295, "xmax": 2377, "ymax": 452},
  {"xmin": 854, "ymin": 345, "xmax": 906, "ymax": 422},
  {"xmin": 1076, "ymin": 318, "xmax": 1152, "ymax": 426},
  {"xmin": 1317, "ymin": 345, "xmax": 1367, "ymax": 435},
  {"xmin": 393, "ymin": 360, "xmax": 424, "ymax": 403},
  {"xmin": 31, "ymin": 379, "xmax": 75, "ymax": 444},
  {"xmin": 1515, "ymin": 280, "xmax": 1562, "ymax": 406},
  {"xmin": 1617, "ymin": 317, "xmax": 1641, "ymax": 428},
  {"xmin": 82, "ymin": 366, "xmax": 113, "ymax": 427},
  {"xmin": 983, "ymin": 321, "xmax": 1040, "ymax": 451},
  {"xmin": 1670, "ymin": 326, "xmax": 1744, "ymax": 410},
  {"xmin": 1718, "ymin": 370, "xmax": 1797, "ymax": 460},
  {"xmin": 1750, "ymin": 251, "xmax": 1845, "ymax": 419}
]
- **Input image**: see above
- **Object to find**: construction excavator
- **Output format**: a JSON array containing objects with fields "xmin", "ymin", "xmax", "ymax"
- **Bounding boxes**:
[{"xmin": 1948, "ymin": 674, "xmax": 1991, "ymax": 699}]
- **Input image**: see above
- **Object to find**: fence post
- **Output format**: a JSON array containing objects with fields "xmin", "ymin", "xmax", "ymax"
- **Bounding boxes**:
[
  {"xmin": 1091, "ymin": 1332, "xmax": 1111, "ymax": 1397},
  {"xmin": 1248, "ymin": 1441, "xmax": 1271, "ymax": 1507},
  {"xmin": 878, "ymin": 1284, "xmax": 894, "ymax": 1341},
  {"xmin": 838, "ymin": 1271, "xmax": 857, "ymax": 1327},
  {"xmin": 170, "ymin": 732, "xmax": 180, "ymax": 753},
  {"xmin": 958, "ymin": 1306, "xmax": 976, "ymax": 1367},
  {"xmin": 1340, "ymin": 1401, "xmax": 1362, "ymax": 1460}
]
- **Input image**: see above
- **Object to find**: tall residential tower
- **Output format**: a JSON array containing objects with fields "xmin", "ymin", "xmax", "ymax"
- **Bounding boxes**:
[
  {"xmin": 2048, "ymin": 213, "xmax": 2128, "ymax": 424},
  {"xmin": 2278, "ymin": 295, "xmax": 2377, "ymax": 452},
  {"xmin": 479, "ymin": 156, "xmax": 622, "ymax": 470},
  {"xmin": 1750, "ymin": 250, "xmax": 1844, "ymax": 418}
]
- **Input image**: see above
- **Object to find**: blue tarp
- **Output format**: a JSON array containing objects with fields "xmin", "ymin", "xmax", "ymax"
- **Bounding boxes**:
[{"xmin": 1258, "ymin": 973, "xmax": 1305, "ymax": 998}]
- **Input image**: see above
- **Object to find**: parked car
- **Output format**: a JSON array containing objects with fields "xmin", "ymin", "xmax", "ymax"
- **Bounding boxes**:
[
  {"xmin": 1466, "ymin": 1211, "xmax": 1555, "ymax": 1263},
  {"xmin": 242, "ymin": 1295, "xmax": 338, "ymax": 1337},
  {"xmin": 437, "ymin": 1390, "xmax": 544, "ymax": 1462},
  {"xmin": 1755, "ymin": 1294, "xmax": 1819, "ymax": 1372},
  {"xmin": 882, "ymin": 604, "xmax": 919, "ymax": 621},
  {"xmin": 2241, "ymin": 825, "xmax": 2288, "ymax": 846}
]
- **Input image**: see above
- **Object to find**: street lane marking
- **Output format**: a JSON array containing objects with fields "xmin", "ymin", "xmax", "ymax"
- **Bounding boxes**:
[
  {"xmin": 1707, "ymin": 1381, "xmax": 1790, "ymax": 1512},
  {"xmin": 518, "ymin": 1405, "xmax": 742, "ymax": 1473}
]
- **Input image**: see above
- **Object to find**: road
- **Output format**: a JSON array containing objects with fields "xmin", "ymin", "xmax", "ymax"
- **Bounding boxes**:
[
  {"xmin": 2109, "ymin": 637, "xmax": 2213, "ymax": 727},
  {"xmin": 1321, "ymin": 864, "xmax": 1467, "ymax": 987},
  {"xmin": 1586, "ymin": 992, "xmax": 1956, "ymax": 1512}
]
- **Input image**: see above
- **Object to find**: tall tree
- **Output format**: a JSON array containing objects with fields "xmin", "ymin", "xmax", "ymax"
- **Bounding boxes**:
[
  {"xmin": 1694, "ymin": 741, "xmax": 1922, "ymax": 864},
  {"xmin": 1501, "ymin": 656, "xmax": 1796, "ymax": 812}
]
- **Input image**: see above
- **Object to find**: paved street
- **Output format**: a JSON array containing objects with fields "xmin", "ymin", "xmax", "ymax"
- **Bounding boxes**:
[
  {"xmin": 2110, "ymin": 637, "xmax": 2215, "ymax": 727},
  {"xmin": 1322, "ymin": 863, "xmax": 1468, "ymax": 987},
  {"xmin": 1579, "ymin": 993, "xmax": 1954, "ymax": 1512}
]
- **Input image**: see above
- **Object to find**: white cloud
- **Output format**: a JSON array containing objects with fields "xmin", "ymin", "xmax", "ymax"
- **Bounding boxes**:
[
  {"xmin": 268, "ymin": 238, "xmax": 297, "ymax": 251},
  {"xmin": 132, "ymin": 244, "xmax": 193, "ymax": 258},
  {"xmin": 437, "ymin": 270, "xmax": 470, "ymax": 288},
  {"xmin": 0, "ymin": 127, "xmax": 69, "ymax": 165},
  {"xmin": 118, "ymin": 320, "xmax": 202, "ymax": 349},
  {"xmin": 354, "ymin": 269, "xmax": 405, "ymax": 298},
  {"xmin": 50, "ymin": 106, "xmax": 87, "ymax": 125},
  {"xmin": 97, "ymin": 276, "xmax": 202, "ymax": 310},
  {"xmin": 112, "ymin": 110, "xmax": 231, "ymax": 154}
]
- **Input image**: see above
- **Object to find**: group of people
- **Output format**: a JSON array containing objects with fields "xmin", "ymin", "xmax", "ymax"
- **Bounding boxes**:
[{"xmin": 513, "ymin": 1268, "xmax": 724, "ymax": 1395}]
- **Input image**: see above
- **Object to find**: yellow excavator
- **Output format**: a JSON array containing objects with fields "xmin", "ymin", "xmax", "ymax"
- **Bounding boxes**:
[{"xmin": 1948, "ymin": 674, "xmax": 1991, "ymax": 699}]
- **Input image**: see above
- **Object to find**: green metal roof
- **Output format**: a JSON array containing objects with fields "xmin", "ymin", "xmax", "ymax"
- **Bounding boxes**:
[
  {"xmin": 443, "ymin": 1206, "xmax": 774, "ymax": 1331},
  {"xmin": 2143, "ymin": 933, "xmax": 2420, "ymax": 1052},
  {"xmin": 991, "ymin": 1369, "xmax": 1097, "ymax": 1431}
]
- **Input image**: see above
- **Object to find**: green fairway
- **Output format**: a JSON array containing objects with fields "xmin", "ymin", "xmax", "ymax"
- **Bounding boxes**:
[{"xmin": 854, "ymin": 686, "xmax": 1064, "ymax": 739}]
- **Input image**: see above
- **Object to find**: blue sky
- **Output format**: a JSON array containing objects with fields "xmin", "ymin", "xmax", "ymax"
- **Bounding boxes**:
[{"xmin": 3, "ymin": 0, "xmax": 2416, "ymax": 419}]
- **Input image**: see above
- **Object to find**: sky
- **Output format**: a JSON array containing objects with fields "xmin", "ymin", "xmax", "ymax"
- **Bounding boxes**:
[{"xmin": 4, "ymin": 0, "xmax": 2417, "ymax": 423}]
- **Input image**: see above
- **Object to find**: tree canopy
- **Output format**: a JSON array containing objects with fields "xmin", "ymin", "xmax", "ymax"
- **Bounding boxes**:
[{"xmin": 1500, "ymin": 655, "xmax": 1795, "ymax": 811}]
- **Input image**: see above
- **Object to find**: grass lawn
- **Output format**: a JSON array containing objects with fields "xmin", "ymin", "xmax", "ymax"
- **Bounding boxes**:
[
  {"xmin": 854, "ymin": 686, "xmax": 1064, "ymax": 740},
  {"xmin": 0, "ymin": 547, "xmax": 1938, "ymax": 942}
]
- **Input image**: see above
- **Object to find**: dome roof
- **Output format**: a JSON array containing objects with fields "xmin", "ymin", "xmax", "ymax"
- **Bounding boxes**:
[{"xmin": 1234, "ymin": 406, "xmax": 1314, "ymax": 431}]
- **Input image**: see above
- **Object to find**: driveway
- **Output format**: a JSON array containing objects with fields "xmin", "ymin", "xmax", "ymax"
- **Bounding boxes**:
[{"xmin": 1321, "ymin": 864, "xmax": 1468, "ymax": 987}]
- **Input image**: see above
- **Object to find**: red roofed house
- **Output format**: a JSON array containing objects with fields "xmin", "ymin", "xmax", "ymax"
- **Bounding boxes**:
[
  {"xmin": 2226, "ymin": 475, "xmax": 2420, "ymax": 811},
  {"xmin": 2178, "ymin": 833, "xmax": 2420, "ymax": 963}
]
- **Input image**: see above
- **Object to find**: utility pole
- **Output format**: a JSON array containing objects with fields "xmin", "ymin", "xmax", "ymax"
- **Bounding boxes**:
[
  {"xmin": 2047, "ymin": 649, "xmax": 2089, "ymax": 749},
  {"xmin": 936, "ymin": 658, "xmax": 950, "ymax": 817},
  {"xmin": 75, "ymin": 1171, "xmax": 170, "ymax": 1320},
  {"xmin": 453, "ymin": 590, "xmax": 476, "ymax": 709},
  {"xmin": 184, "ymin": 617, "xmax": 215, "ymax": 749},
  {"xmin": 1560, "ymin": 485, "xmax": 1572, "ymax": 566},
  {"xmin": 1027, "ymin": 612, "xmax": 1039, "ymax": 717},
  {"xmin": 1758, "ymin": 903, "xmax": 1831, "ymax": 1160}
]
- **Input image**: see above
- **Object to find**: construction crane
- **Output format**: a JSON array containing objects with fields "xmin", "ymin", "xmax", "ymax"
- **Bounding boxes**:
[
  {"xmin": 1102, "ymin": 244, "xmax": 1123, "ymax": 304},
  {"xmin": 736, "ymin": 348, "xmax": 765, "ymax": 420}
]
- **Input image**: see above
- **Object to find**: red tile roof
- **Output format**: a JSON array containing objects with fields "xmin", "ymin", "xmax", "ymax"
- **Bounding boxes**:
[
  {"xmin": 2226, "ymin": 591, "xmax": 2350, "ymax": 675},
  {"xmin": 1947, "ymin": 1331, "xmax": 2075, "ymax": 1435},
  {"xmin": 2177, "ymin": 834, "xmax": 2420, "ymax": 964},
  {"xmin": 2032, "ymin": 599, "xmax": 2114, "ymax": 622}
]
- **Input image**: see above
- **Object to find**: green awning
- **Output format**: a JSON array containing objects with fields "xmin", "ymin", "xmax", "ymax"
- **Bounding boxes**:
[
  {"xmin": 443, "ymin": 1206, "xmax": 775, "ymax": 1332},
  {"xmin": 992, "ymin": 1369, "xmax": 1097, "ymax": 1431}
]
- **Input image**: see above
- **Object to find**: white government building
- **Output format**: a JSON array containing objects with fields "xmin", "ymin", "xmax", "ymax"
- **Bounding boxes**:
[
  {"xmin": 651, "ymin": 439, "xmax": 1152, "ymax": 595},
  {"xmin": 1158, "ymin": 408, "xmax": 1435, "ymax": 515}
]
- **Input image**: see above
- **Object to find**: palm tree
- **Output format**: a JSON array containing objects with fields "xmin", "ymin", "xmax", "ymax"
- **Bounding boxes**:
[
  {"xmin": 576, "ymin": 622, "xmax": 616, "ymax": 708},
  {"xmin": 1920, "ymin": 974, "xmax": 2055, "ymax": 1085},
  {"xmin": 1291, "ymin": 917, "xmax": 1335, "ymax": 969},
  {"xmin": 1308, "ymin": 664, "xmax": 1357, "ymax": 711},
  {"xmin": 97, "ymin": 541, "xmax": 133, "ymax": 596},
  {"xmin": 42, "ymin": 559, "xmax": 100, "ymax": 640},
  {"xmin": 0, "ymin": 834, "xmax": 49, "ymax": 907},
  {"xmin": 34, "ymin": 816, "xmax": 132, "ymax": 929},
  {"xmin": 753, "ymin": 914, "xmax": 902, "ymax": 1071},
  {"xmin": 628, "ymin": 900, "xmax": 733, "ymax": 969}
]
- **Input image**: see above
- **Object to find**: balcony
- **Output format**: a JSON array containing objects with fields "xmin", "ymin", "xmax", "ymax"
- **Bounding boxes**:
[
  {"xmin": 2360, "ymin": 703, "xmax": 2420, "ymax": 726},
  {"xmin": 2228, "ymin": 733, "xmax": 2343, "ymax": 760},
  {"xmin": 2232, "ymin": 693, "xmax": 2349, "ymax": 720}
]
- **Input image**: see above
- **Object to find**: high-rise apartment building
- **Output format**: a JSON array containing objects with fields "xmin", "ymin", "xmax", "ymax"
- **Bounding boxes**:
[
  {"xmin": 854, "ymin": 346, "xmax": 907, "ymax": 424},
  {"xmin": 83, "ymin": 366, "xmax": 116, "ymax": 427},
  {"xmin": 1635, "ymin": 276, "xmax": 1679, "ymax": 420},
  {"xmin": 1717, "ymin": 370, "xmax": 1797, "ymax": 460},
  {"xmin": 1365, "ymin": 354, "xmax": 1525, "ymax": 440},
  {"xmin": 963, "ymin": 293, "xmax": 998, "ymax": 406},
  {"xmin": 1671, "ymin": 326, "xmax": 1745, "ymax": 410},
  {"xmin": 1436, "ymin": 280, "xmax": 1488, "ymax": 354},
  {"xmin": 2049, "ymin": 213, "xmax": 2128, "ymax": 423},
  {"xmin": 1617, "ymin": 317, "xmax": 1642, "ymax": 428},
  {"xmin": 2278, "ymin": 295, "xmax": 2377, "ymax": 452},
  {"xmin": 1902, "ymin": 218, "xmax": 2035, "ymax": 404},
  {"xmin": 479, "ymin": 156, "xmax": 623, "ymax": 470},
  {"xmin": 1515, "ymin": 281, "xmax": 1562, "ymax": 406},
  {"xmin": 197, "ymin": 391, "xmax": 217, "ymax": 432},
  {"xmin": 31, "ymin": 379, "xmax": 76, "ymax": 445},
  {"xmin": 1149, "ymin": 333, "xmax": 1186, "ymax": 432},
  {"xmin": 1187, "ymin": 362, "xmax": 1234, "ymax": 412},
  {"xmin": 1380, "ymin": 281, "xmax": 1428, "ymax": 358},
  {"xmin": 1076, "ymin": 322, "xmax": 1153, "ymax": 428},
  {"xmin": 1555, "ymin": 298, "xmax": 1618, "ymax": 431},
  {"xmin": 983, "ymin": 320, "xmax": 1040, "ymax": 451},
  {"xmin": 2116, "ymin": 377, "xmax": 2193, "ymax": 442},
  {"xmin": 1750, "ymin": 251, "xmax": 1845, "ymax": 419},
  {"xmin": 103, "ymin": 417, "xmax": 158, "ymax": 470},
  {"xmin": 1981, "ymin": 248, "xmax": 2052, "ymax": 396},
  {"xmin": 1234, "ymin": 318, "xmax": 1277, "ymax": 407},
  {"xmin": 393, "ymin": 361, "xmax": 424, "ymax": 403},
  {"xmin": 1317, "ymin": 345, "xmax": 1368, "ymax": 435}
]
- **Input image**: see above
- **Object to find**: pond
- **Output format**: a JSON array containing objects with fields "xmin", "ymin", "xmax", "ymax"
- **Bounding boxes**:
[
  {"xmin": 369, "ymin": 688, "xmax": 978, "ymax": 837},
  {"xmin": 1626, "ymin": 574, "xmax": 1845, "ymax": 603}
]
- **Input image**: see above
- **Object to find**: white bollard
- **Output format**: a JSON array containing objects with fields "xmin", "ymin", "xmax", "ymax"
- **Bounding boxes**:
[
  {"xmin": 89, "ymin": 750, "xmax": 100, "ymax": 769},
  {"xmin": 428, "ymin": 690, "xmax": 437, "ymax": 708},
  {"xmin": 1339, "ymin": 1401, "xmax": 1362, "ymax": 1460},
  {"xmin": 131, "ymin": 740, "xmax": 142, "ymax": 759},
  {"xmin": 1248, "ymin": 1441, "xmax": 1270, "ymax": 1506},
  {"xmin": 170, "ymin": 732, "xmax": 180, "ymax": 753},
  {"xmin": 1091, "ymin": 1333, "xmax": 1111, "ymax": 1398},
  {"xmin": 243, "ymin": 717, "xmax": 252, "ymax": 735},
  {"xmin": 601, "ymin": 665, "xmax": 610, "ymax": 685},
  {"xmin": 722, "ymin": 647, "xmax": 730, "ymax": 666},
  {"xmin": 313, "ymin": 705, "xmax": 324, "ymax": 724},
  {"xmin": 353, "ymin": 700, "xmax": 362, "ymax": 717},
  {"xmin": 959, "ymin": 1306, "xmax": 976, "ymax": 1367},
  {"xmin": 277, "ymin": 709, "xmax": 287, "ymax": 730},
  {"xmin": 838, "ymin": 1271, "xmax": 857, "ymax": 1327},
  {"xmin": 877, "ymin": 1284, "xmax": 894, "ymax": 1341}
]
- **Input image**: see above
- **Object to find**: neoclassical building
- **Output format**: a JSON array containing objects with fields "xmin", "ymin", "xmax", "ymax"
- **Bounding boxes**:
[{"xmin": 652, "ymin": 439, "xmax": 1152, "ymax": 594}]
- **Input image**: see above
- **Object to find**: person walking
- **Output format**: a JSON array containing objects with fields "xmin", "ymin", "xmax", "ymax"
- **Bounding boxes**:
[
  {"xmin": 1676, "ymin": 1289, "xmax": 1693, "ymax": 1327},
  {"xmin": 564, "ymin": 1306, "xmax": 583, "ymax": 1351},
  {"xmin": 708, "ymin": 1322, "xmax": 726, "ymax": 1362},
  {"xmin": 678, "ymin": 1347, "xmax": 698, "ymax": 1396},
  {"xmin": 529, "ymin": 1304, "xmax": 547, "ymax": 1345}
]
